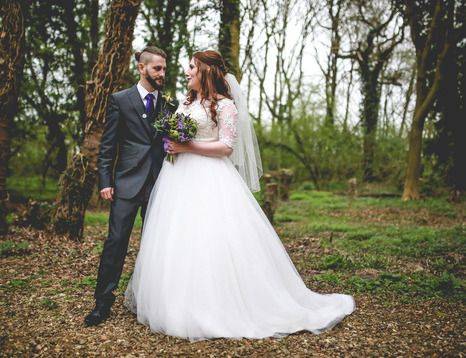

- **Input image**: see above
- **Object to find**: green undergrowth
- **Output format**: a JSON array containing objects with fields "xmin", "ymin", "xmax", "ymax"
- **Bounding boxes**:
[{"xmin": 275, "ymin": 188, "xmax": 465, "ymax": 300}]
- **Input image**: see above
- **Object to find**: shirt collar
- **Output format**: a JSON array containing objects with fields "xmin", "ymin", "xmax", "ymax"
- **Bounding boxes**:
[{"xmin": 137, "ymin": 82, "xmax": 158, "ymax": 102}]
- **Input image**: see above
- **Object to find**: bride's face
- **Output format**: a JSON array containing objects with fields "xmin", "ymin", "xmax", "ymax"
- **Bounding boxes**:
[{"xmin": 186, "ymin": 58, "xmax": 201, "ymax": 91}]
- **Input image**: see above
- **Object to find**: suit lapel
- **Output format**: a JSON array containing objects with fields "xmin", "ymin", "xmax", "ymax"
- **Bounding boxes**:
[
  {"xmin": 155, "ymin": 91, "xmax": 163, "ymax": 116},
  {"xmin": 128, "ymin": 85, "xmax": 153, "ymax": 139},
  {"xmin": 150, "ymin": 91, "xmax": 164, "ymax": 137}
]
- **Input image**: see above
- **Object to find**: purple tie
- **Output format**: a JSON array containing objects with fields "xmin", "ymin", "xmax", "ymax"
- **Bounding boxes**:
[{"xmin": 145, "ymin": 93, "xmax": 155, "ymax": 116}]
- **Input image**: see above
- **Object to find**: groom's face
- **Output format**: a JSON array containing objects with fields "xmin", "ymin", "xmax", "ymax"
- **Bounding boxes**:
[{"xmin": 139, "ymin": 54, "xmax": 166, "ymax": 90}]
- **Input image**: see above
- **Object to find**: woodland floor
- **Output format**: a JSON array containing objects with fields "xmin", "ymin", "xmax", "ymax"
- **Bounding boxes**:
[{"xmin": 1, "ymin": 186, "xmax": 465, "ymax": 356}]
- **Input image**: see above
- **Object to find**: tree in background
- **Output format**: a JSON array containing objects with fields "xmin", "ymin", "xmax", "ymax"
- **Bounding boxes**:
[
  {"xmin": 85, "ymin": 0, "xmax": 100, "ymax": 73},
  {"xmin": 400, "ymin": 0, "xmax": 454, "ymax": 200},
  {"xmin": 17, "ymin": 0, "xmax": 101, "ymax": 178},
  {"xmin": 340, "ymin": 0, "xmax": 404, "ymax": 182},
  {"xmin": 22, "ymin": 2, "xmax": 73, "ymax": 176},
  {"xmin": 52, "ymin": 0, "xmax": 142, "ymax": 240},
  {"xmin": 247, "ymin": 0, "xmax": 322, "ymax": 184},
  {"xmin": 317, "ymin": 0, "xmax": 345, "ymax": 127},
  {"xmin": 3, "ymin": 0, "xmax": 464, "ymax": 214},
  {"xmin": 243, "ymin": 0, "xmax": 278, "ymax": 125},
  {"xmin": 425, "ymin": 0, "xmax": 465, "ymax": 200},
  {"xmin": 219, "ymin": 0, "xmax": 241, "ymax": 80},
  {"xmin": 0, "ymin": 1, "xmax": 27, "ymax": 235},
  {"xmin": 62, "ymin": 0, "xmax": 88, "ymax": 133},
  {"xmin": 141, "ymin": 0, "xmax": 190, "ymax": 95}
]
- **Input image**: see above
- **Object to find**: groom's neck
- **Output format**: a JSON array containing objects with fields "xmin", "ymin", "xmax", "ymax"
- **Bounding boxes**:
[{"xmin": 138, "ymin": 79, "xmax": 156, "ymax": 93}]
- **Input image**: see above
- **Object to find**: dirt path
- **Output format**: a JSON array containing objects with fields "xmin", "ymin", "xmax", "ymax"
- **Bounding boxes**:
[{"xmin": 1, "ymin": 225, "xmax": 463, "ymax": 356}]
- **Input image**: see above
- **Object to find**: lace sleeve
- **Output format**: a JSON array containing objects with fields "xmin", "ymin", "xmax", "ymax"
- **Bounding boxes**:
[{"xmin": 218, "ymin": 101, "xmax": 238, "ymax": 149}]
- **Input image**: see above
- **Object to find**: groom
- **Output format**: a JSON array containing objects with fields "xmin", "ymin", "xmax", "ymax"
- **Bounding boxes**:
[{"xmin": 84, "ymin": 46, "xmax": 177, "ymax": 326}]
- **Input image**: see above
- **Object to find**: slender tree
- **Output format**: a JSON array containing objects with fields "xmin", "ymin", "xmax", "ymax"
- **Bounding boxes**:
[
  {"xmin": 250, "ymin": 0, "xmax": 313, "ymax": 123},
  {"xmin": 400, "ymin": 0, "xmax": 453, "ymax": 200},
  {"xmin": 427, "ymin": 0, "xmax": 465, "ymax": 200},
  {"xmin": 249, "ymin": 0, "xmax": 279, "ymax": 124},
  {"xmin": 86, "ymin": 0, "xmax": 100, "ymax": 72},
  {"xmin": 343, "ymin": 58, "xmax": 355, "ymax": 131},
  {"xmin": 19, "ymin": 0, "xmax": 101, "ymax": 177},
  {"xmin": 142, "ymin": 0, "xmax": 190, "ymax": 94},
  {"xmin": 317, "ymin": 0, "xmax": 345, "ymax": 126},
  {"xmin": 52, "ymin": 0, "xmax": 142, "ymax": 239},
  {"xmin": 0, "ymin": 1, "xmax": 27, "ymax": 235},
  {"xmin": 219, "ymin": 0, "xmax": 241, "ymax": 80},
  {"xmin": 340, "ymin": 1, "xmax": 404, "ymax": 181},
  {"xmin": 399, "ymin": 62, "xmax": 416, "ymax": 137},
  {"xmin": 22, "ymin": 2, "xmax": 70, "ymax": 175},
  {"xmin": 63, "ymin": 0, "xmax": 87, "ymax": 131}
]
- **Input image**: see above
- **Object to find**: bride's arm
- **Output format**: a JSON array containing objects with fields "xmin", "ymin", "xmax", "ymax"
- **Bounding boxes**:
[
  {"xmin": 167, "ymin": 101, "xmax": 238, "ymax": 158},
  {"xmin": 168, "ymin": 140, "xmax": 233, "ymax": 157}
]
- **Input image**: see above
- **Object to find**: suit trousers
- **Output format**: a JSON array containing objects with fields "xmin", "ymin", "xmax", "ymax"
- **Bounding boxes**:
[{"xmin": 93, "ymin": 173, "xmax": 155, "ymax": 305}]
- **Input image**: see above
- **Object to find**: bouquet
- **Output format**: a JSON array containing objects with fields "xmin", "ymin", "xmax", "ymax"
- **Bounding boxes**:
[{"xmin": 154, "ymin": 111, "xmax": 198, "ymax": 164}]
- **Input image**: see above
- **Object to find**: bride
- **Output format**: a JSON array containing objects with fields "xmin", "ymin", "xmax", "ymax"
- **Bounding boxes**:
[{"xmin": 124, "ymin": 50, "xmax": 355, "ymax": 341}]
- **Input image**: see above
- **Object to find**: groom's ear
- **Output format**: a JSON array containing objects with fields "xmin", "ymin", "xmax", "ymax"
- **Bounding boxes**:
[{"xmin": 137, "ymin": 62, "xmax": 145, "ymax": 74}]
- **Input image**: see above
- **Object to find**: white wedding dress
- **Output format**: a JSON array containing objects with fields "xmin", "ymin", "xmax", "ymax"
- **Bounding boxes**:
[{"xmin": 124, "ymin": 98, "xmax": 355, "ymax": 341}]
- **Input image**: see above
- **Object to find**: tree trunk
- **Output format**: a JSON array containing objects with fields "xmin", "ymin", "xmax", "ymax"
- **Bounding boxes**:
[
  {"xmin": 44, "ymin": 113, "xmax": 68, "ymax": 174},
  {"xmin": 143, "ymin": 0, "xmax": 190, "ymax": 95},
  {"xmin": 52, "ymin": 0, "xmax": 142, "ymax": 240},
  {"xmin": 324, "ymin": 0, "xmax": 343, "ymax": 127},
  {"xmin": 0, "ymin": 1, "xmax": 26, "ymax": 235},
  {"xmin": 340, "ymin": 3, "xmax": 403, "ymax": 182},
  {"xmin": 402, "ymin": 113, "xmax": 423, "ymax": 200},
  {"xmin": 399, "ymin": 63, "xmax": 416, "ymax": 137},
  {"xmin": 159, "ymin": 0, "xmax": 190, "ymax": 94},
  {"xmin": 360, "ymin": 65, "xmax": 382, "ymax": 182},
  {"xmin": 219, "ymin": 0, "xmax": 241, "ymax": 80},
  {"xmin": 401, "ymin": 0, "xmax": 451, "ymax": 200},
  {"xmin": 433, "ymin": 4, "xmax": 465, "ymax": 196},
  {"xmin": 87, "ymin": 0, "xmax": 100, "ymax": 72},
  {"xmin": 402, "ymin": 49, "xmax": 448, "ymax": 200},
  {"xmin": 63, "ymin": 0, "xmax": 87, "ymax": 132},
  {"xmin": 343, "ymin": 59, "xmax": 354, "ymax": 131}
]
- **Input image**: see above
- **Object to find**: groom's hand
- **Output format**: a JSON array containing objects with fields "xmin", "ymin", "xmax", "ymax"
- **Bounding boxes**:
[{"xmin": 100, "ymin": 187, "xmax": 114, "ymax": 201}]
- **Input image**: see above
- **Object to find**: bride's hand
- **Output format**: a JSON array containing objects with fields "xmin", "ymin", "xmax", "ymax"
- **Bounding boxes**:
[{"xmin": 166, "ymin": 140, "xmax": 192, "ymax": 154}]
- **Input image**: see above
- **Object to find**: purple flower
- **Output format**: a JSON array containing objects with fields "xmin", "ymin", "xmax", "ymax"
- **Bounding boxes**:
[
  {"xmin": 155, "ymin": 112, "xmax": 198, "ymax": 164},
  {"xmin": 162, "ymin": 137, "xmax": 170, "ymax": 152}
]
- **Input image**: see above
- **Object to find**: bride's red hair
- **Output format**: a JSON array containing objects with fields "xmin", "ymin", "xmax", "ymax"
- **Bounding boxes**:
[{"xmin": 185, "ymin": 50, "xmax": 232, "ymax": 125}]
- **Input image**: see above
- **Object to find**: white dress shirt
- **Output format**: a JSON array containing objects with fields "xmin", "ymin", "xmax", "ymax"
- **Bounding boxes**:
[{"xmin": 137, "ymin": 82, "xmax": 158, "ymax": 111}]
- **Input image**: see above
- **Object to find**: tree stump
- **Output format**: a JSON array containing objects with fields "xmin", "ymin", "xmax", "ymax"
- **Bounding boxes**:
[
  {"xmin": 263, "ymin": 182, "xmax": 279, "ymax": 224},
  {"xmin": 262, "ymin": 173, "xmax": 273, "ymax": 185},
  {"xmin": 347, "ymin": 177, "xmax": 358, "ymax": 198},
  {"xmin": 278, "ymin": 169, "xmax": 294, "ymax": 201}
]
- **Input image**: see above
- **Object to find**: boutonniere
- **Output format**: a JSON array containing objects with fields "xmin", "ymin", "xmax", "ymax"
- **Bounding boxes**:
[{"xmin": 162, "ymin": 93, "xmax": 177, "ymax": 110}]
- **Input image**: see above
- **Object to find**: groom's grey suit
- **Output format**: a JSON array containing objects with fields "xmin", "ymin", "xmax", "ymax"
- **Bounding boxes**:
[{"xmin": 94, "ymin": 84, "xmax": 177, "ymax": 305}]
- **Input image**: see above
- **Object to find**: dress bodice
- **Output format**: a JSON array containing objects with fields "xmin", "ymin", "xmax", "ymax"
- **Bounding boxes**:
[{"xmin": 176, "ymin": 98, "xmax": 238, "ymax": 148}]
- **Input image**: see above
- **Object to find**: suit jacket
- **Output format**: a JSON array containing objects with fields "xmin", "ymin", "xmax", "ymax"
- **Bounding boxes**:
[{"xmin": 97, "ymin": 84, "xmax": 178, "ymax": 199}]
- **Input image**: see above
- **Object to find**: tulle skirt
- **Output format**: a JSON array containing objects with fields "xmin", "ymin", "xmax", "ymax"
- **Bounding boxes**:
[{"xmin": 124, "ymin": 152, "xmax": 355, "ymax": 342}]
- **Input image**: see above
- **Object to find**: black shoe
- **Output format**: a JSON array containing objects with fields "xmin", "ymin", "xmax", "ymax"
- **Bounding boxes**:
[{"xmin": 84, "ymin": 302, "xmax": 112, "ymax": 327}]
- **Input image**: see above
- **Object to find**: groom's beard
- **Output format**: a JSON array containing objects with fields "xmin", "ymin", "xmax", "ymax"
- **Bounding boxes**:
[{"xmin": 146, "ymin": 74, "xmax": 165, "ymax": 91}]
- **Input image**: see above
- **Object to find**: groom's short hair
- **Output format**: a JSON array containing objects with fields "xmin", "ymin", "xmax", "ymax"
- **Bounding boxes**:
[{"xmin": 135, "ymin": 46, "xmax": 167, "ymax": 64}]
